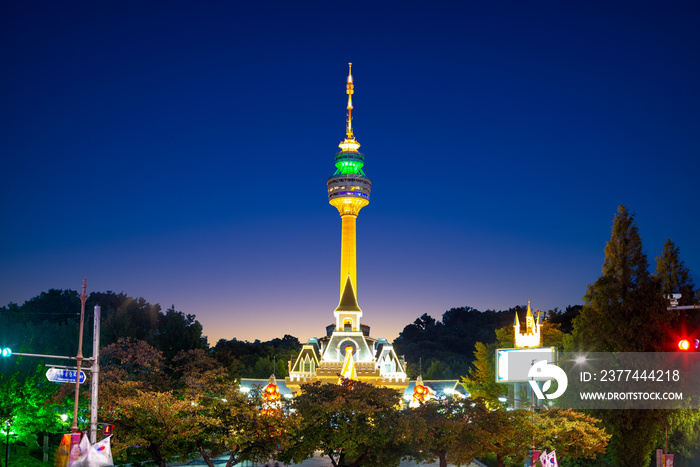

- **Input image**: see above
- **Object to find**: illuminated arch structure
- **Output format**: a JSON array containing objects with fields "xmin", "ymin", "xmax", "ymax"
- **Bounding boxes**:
[{"xmin": 285, "ymin": 65, "xmax": 408, "ymax": 395}]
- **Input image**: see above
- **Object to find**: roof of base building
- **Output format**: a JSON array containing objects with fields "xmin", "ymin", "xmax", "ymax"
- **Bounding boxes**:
[{"xmin": 335, "ymin": 276, "xmax": 361, "ymax": 312}]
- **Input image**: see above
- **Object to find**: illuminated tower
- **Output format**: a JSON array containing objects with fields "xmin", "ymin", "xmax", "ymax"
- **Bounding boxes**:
[
  {"xmin": 286, "ymin": 64, "xmax": 407, "ymax": 396},
  {"xmin": 327, "ymin": 62, "xmax": 372, "ymax": 318}
]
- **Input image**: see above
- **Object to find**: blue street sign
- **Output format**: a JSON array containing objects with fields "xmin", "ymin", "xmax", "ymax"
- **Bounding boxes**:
[{"xmin": 45, "ymin": 368, "xmax": 87, "ymax": 384}]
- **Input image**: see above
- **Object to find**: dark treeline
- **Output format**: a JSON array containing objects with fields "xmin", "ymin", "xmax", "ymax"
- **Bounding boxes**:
[
  {"xmin": 0, "ymin": 289, "xmax": 301, "ymax": 379},
  {"xmin": 392, "ymin": 305, "xmax": 582, "ymax": 379},
  {"xmin": 212, "ymin": 334, "xmax": 300, "ymax": 378},
  {"xmin": 1, "ymin": 288, "xmax": 584, "ymax": 381},
  {"xmin": 0, "ymin": 290, "xmax": 208, "ymax": 377}
]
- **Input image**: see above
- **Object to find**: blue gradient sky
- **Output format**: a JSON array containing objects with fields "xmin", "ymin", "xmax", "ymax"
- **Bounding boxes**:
[{"xmin": 1, "ymin": 1, "xmax": 698, "ymax": 345}]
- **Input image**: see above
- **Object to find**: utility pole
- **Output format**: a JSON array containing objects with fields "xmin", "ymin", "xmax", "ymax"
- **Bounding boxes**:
[
  {"xmin": 71, "ymin": 280, "xmax": 88, "ymax": 448},
  {"xmin": 90, "ymin": 305, "xmax": 101, "ymax": 444}
]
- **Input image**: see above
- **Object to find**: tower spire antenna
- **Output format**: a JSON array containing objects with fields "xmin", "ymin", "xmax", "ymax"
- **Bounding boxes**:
[
  {"xmin": 346, "ymin": 62, "xmax": 354, "ymax": 138},
  {"xmin": 339, "ymin": 63, "xmax": 360, "ymax": 152}
]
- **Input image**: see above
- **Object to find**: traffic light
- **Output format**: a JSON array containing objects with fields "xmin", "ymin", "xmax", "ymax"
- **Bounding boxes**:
[
  {"xmin": 1, "ymin": 348, "xmax": 10, "ymax": 357},
  {"xmin": 101, "ymin": 424, "xmax": 114, "ymax": 439},
  {"xmin": 677, "ymin": 338, "xmax": 699, "ymax": 351}
]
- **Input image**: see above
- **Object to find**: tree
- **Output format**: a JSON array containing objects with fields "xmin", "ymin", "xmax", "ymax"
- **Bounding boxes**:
[
  {"xmin": 169, "ymin": 348, "xmax": 287, "ymax": 467},
  {"xmin": 535, "ymin": 409, "xmax": 610, "ymax": 460},
  {"xmin": 655, "ymin": 239, "xmax": 697, "ymax": 305},
  {"xmin": 109, "ymin": 388, "xmax": 199, "ymax": 467},
  {"xmin": 212, "ymin": 335, "xmax": 300, "ymax": 378},
  {"xmin": 404, "ymin": 397, "xmax": 491, "ymax": 467},
  {"xmin": 663, "ymin": 409, "xmax": 700, "ymax": 464},
  {"xmin": 478, "ymin": 407, "xmax": 534, "ymax": 467},
  {"xmin": 100, "ymin": 296, "xmax": 162, "ymax": 350},
  {"xmin": 279, "ymin": 379, "xmax": 404, "ymax": 467},
  {"xmin": 460, "ymin": 342, "xmax": 505, "ymax": 405},
  {"xmin": 655, "ymin": 239, "xmax": 700, "ymax": 331},
  {"xmin": 99, "ymin": 339, "xmax": 189, "ymax": 466},
  {"xmin": 568, "ymin": 206, "xmax": 675, "ymax": 466},
  {"xmin": 394, "ymin": 307, "xmax": 520, "ymax": 379},
  {"xmin": 424, "ymin": 359, "xmax": 448, "ymax": 380},
  {"xmin": 651, "ymin": 240, "xmax": 700, "ymax": 466},
  {"xmin": 0, "ymin": 366, "xmax": 67, "ymax": 454},
  {"xmin": 156, "ymin": 306, "xmax": 208, "ymax": 361},
  {"xmin": 571, "ymin": 206, "xmax": 672, "ymax": 353},
  {"xmin": 546, "ymin": 305, "xmax": 582, "ymax": 334},
  {"xmin": 209, "ymin": 387, "xmax": 288, "ymax": 467}
]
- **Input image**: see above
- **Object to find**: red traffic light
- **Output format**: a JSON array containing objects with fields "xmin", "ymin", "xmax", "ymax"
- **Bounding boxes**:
[
  {"xmin": 101, "ymin": 424, "xmax": 115, "ymax": 438},
  {"xmin": 677, "ymin": 339, "xmax": 700, "ymax": 351}
]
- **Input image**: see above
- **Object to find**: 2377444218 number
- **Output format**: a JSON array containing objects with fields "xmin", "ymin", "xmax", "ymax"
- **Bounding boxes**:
[{"xmin": 599, "ymin": 369, "xmax": 680, "ymax": 382}]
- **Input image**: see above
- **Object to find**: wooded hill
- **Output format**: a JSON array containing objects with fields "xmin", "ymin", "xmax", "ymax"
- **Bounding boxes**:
[
  {"xmin": 392, "ymin": 305, "xmax": 581, "ymax": 379},
  {"xmin": 1, "ymin": 287, "xmax": 580, "ymax": 381}
]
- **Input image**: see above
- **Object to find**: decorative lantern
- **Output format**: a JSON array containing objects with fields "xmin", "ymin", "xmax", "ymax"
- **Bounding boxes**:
[
  {"xmin": 409, "ymin": 375, "xmax": 431, "ymax": 408},
  {"xmin": 261, "ymin": 374, "xmax": 282, "ymax": 416}
]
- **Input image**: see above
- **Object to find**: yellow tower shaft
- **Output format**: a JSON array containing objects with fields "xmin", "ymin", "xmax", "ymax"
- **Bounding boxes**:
[
  {"xmin": 340, "ymin": 215, "xmax": 357, "ymax": 296},
  {"xmin": 330, "ymin": 197, "xmax": 368, "ymax": 297}
]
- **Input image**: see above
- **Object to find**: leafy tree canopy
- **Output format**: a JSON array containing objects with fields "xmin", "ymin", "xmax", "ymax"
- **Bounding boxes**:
[
  {"xmin": 403, "ymin": 396, "xmax": 492, "ymax": 467},
  {"xmin": 280, "ymin": 379, "xmax": 404, "ymax": 467}
]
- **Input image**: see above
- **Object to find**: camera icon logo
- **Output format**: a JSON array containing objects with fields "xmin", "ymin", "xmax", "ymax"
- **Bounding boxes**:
[{"xmin": 528, "ymin": 360, "xmax": 568, "ymax": 400}]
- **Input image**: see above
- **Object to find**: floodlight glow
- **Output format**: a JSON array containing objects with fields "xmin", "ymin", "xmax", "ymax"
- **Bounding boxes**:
[{"xmin": 339, "ymin": 140, "xmax": 361, "ymax": 152}]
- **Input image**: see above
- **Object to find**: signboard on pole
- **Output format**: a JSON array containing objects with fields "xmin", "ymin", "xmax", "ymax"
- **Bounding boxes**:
[
  {"xmin": 46, "ymin": 368, "xmax": 86, "ymax": 384},
  {"xmin": 496, "ymin": 347, "xmax": 557, "ymax": 382}
]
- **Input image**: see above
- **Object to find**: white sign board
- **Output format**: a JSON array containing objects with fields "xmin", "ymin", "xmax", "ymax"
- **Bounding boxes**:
[
  {"xmin": 495, "ymin": 347, "xmax": 557, "ymax": 382},
  {"xmin": 46, "ymin": 368, "xmax": 86, "ymax": 384}
]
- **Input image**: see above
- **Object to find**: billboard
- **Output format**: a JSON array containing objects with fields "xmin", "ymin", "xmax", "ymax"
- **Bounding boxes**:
[{"xmin": 495, "ymin": 347, "xmax": 557, "ymax": 383}]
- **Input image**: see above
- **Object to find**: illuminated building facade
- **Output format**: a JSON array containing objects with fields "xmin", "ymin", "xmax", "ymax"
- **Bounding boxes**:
[
  {"xmin": 514, "ymin": 301, "xmax": 541, "ymax": 348},
  {"xmin": 286, "ymin": 65, "xmax": 408, "ymax": 394}
]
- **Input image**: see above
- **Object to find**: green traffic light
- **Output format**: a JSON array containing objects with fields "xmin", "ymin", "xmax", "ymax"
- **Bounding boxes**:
[{"xmin": 1, "ymin": 348, "xmax": 11, "ymax": 357}]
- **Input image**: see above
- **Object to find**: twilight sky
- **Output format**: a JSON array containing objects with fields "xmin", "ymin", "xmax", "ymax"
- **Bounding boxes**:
[{"xmin": 1, "ymin": 1, "xmax": 699, "ymax": 345}]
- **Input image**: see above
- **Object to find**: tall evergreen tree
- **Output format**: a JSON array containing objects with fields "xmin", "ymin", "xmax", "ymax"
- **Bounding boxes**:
[
  {"xmin": 569, "ymin": 206, "xmax": 673, "ymax": 467},
  {"xmin": 655, "ymin": 238, "xmax": 699, "ymax": 316},
  {"xmin": 655, "ymin": 239, "xmax": 696, "ymax": 301},
  {"xmin": 571, "ymin": 205, "xmax": 671, "ymax": 353},
  {"xmin": 654, "ymin": 239, "xmax": 700, "ymax": 464}
]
